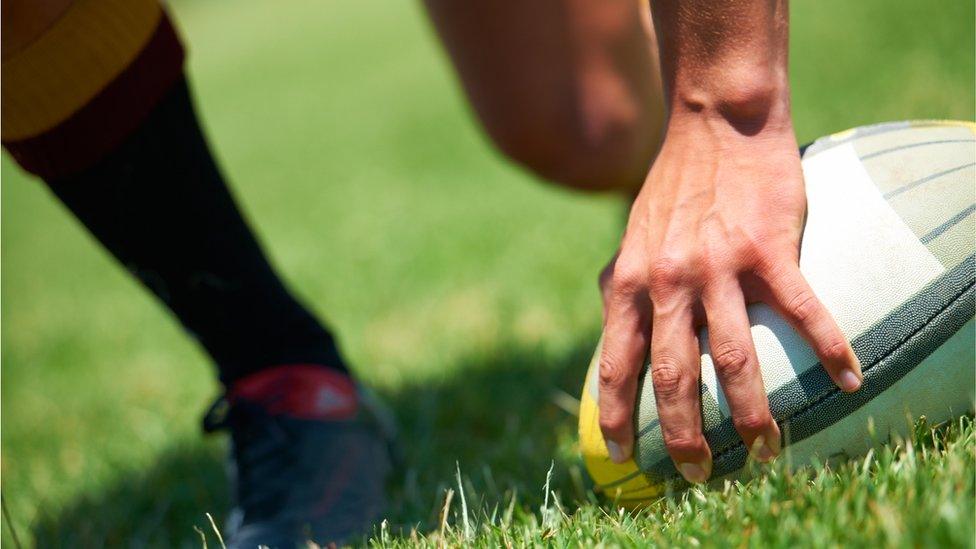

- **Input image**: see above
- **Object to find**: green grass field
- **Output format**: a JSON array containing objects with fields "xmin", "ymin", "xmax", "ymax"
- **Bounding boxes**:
[{"xmin": 2, "ymin": 0, "xmax": 974, "ymax": 546}]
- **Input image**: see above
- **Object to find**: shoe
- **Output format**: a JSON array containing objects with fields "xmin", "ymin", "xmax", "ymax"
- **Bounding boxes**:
[{"xmin": 203, "ymin": 365, "xmax": 397, "ymax": 548}]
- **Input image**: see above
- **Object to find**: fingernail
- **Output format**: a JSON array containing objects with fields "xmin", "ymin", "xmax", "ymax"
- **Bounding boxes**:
[
  {"xmin": 606, "ymin": 440, "xmax": 627, "ymax": 463},
  {"xmin": 754, "ymin": 435, "xmax": 780, "ymax": 463},
  {"xmin": 678, "ymin": 462, "xmax": 709, "ymax": 484},
  {"xmin": 839, "ymin": 369, "xmax": 862, "ymax": 392},
  {"xmin": 757, "ymin": 444, "xmax": 776, "ymax": 462}
]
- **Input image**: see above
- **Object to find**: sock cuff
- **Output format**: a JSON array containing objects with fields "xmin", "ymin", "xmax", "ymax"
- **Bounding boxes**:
[
  {"xmin": 229, "ymin": 365, "xmax": 360, "ymax": 421},
  {"xmin": 2, "ymin": 0, "xmax": 185, "ymax": 179}
]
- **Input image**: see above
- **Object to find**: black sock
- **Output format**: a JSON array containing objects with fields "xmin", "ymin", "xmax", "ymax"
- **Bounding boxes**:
[{"xmin": 43, "ymin": 78, "xmax": 347, "ymax": 386}]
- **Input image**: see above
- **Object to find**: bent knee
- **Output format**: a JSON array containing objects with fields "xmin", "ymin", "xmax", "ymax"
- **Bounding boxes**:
[{"xmin": 485, "ymin": 104, "xmax": 659, "ymax": 194}]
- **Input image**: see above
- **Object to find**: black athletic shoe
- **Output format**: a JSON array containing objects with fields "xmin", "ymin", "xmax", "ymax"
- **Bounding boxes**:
[{"xmin": 203, "ymin": 365, "xmax": 397, "ymax": 548}]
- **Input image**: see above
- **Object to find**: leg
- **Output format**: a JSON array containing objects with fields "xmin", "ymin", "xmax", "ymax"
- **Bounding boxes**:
[
  {"xmin": 3, "ymin": 1, "xmax": 391, "ymax": 544},
  {"xmin": 424, "ymin": 0, "xmax": 665, "ymax": 194},
  {"xmin": 3, "ymin": 0, "xmax": 343, "ymax": 387}
]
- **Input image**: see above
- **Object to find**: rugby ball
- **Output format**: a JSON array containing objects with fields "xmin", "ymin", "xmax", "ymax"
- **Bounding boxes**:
[{"xmin": 579, "ymin": 120, "xmax": 976, "ymax": 504}]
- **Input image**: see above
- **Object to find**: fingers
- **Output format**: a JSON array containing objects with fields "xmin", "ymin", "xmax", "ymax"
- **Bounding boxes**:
[
  {"xmin": 764, "ymin": 263, "xmax": 862, "ymax": 392},
  {"xmin": 649, "ymin": 297, "xmax": 712, "ymax": 483},
  {"xmin": 598, "ymin": 271, "xmax": 651, "ymax": 464},
  {"xmin": 702, "ymin": 282, "xmax": 781, "ymax": 463}
]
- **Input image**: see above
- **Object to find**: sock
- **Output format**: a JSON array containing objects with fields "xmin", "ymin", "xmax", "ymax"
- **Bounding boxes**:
[
  {"xmin": 46, "ymin": 79, "xmax": 349, "ymax": 384},
  {"xmin": 3, "ymin": 1, "xmax": 348, "ymax": 386}
]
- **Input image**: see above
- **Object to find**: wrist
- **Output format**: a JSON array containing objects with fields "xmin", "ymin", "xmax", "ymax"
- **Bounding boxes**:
[
  {"xmin": 659, "ymin": 96, "xmax": 799, "ymax": 163},
  {"xmin": 665, "ymin": 67, "xmax": 793, "ymax": 137}
]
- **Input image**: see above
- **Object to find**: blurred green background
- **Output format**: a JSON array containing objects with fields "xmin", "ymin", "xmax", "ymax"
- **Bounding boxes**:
[{"xmin": 2, "ymin": 0, "xmax": 973, "ymax": 546}]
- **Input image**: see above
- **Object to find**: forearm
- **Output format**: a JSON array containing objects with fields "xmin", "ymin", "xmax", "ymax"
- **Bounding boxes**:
[{"xmin": 649, "ymin": 0, "xmax": 791, "ymax": 131}]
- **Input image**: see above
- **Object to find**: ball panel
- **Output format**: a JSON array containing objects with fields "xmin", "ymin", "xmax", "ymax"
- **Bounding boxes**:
[
  {"xmin": 806, "ymin": 120, "xmax": 975, "ymax": 270},
  {"xmin": 773, "ymin": 318, "xmax": 974, "ymax": 472}
]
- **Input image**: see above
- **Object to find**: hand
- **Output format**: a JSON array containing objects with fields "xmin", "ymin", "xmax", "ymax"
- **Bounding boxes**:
[{"xmin": 597, "ymin": 116, "xmax": 862, "ymax": 483}]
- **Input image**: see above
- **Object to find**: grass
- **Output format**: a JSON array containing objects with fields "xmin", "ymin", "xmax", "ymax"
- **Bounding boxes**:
[
  {"xmin": 1, "ymin": 0, "xmax": 973, "ymax": 547},
  {"xmin": 375, "ymin": 417, "xmax": 976, "ymax": 548}
]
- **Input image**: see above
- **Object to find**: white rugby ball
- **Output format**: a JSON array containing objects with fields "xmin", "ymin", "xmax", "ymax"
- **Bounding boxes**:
[{"xmin": 579, "ymin": 120, "xmax": 976, "ymax": 504}]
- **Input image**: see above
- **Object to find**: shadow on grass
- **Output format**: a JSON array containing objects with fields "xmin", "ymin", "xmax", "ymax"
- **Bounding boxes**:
[
  {"xmin": 29, "ymin": 335, "xmax": 601, "ymax": 546},
  {"xmin": 29, "ymin": 441, "xmax": 229, "ymax": 548}
]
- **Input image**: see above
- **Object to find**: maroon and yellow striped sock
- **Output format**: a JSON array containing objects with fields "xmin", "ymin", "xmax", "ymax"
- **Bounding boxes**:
[{"xmin": 2, "ymin": 0, "xmax": 185, "ymax": 179}]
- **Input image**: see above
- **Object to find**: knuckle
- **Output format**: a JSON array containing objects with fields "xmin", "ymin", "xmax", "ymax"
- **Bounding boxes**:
[
  {"xmin": 650, "ymin": 359, "xmax": 686, "ymax": 400},
  {"xmin": 737, "ymin": 234, "xmax": 765, "ymax": 262},
  {"xmin": 599, "ymin": 354, "xmax": 632, "ymax": 390},
  {"xmin": 599, "ymin": 410, "xmax": 628, "ymax": 436},
  {"xmin": 662, "ymin": 432, "xmax": 706, "ymax": 456},
  {"xmin": 819, "ymin": 337, "xmax": 850, "ymax": 364},
  {"xmin": 610, "ymin": 261, "xmax": 645, "ymax": 296},
  {"xmin": 786, "ymin": 290, "xmax": 821, "ymax": 323},
  {"xmin": 598, "ymin": 264, "xmax": 613, "ymax": 288},
  {"xmin": 738, "ymin": 229, "xmax": 783, "ymax": 266},
  {"xmin": 648, "ymin": 257, "xmax": 686, "ymax": 292},
  {"xmin": 755, "ymin": 255, "xmax": 788, "ymax": 280},
  {"xmin": 711, "ymin": 342, "xmax": 753, "ymax": 380},
  {"xmin": 699, "ymin": 248, "xmax": 729, "ymax": 279},
  {"xmin": 732, "ymin": 412, "xmax": 772, "ymax": 434}
]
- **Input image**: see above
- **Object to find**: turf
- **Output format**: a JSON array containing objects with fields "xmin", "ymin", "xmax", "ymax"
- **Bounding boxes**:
[{"xmin": 1, "ymin": 0, "xmax": 973, "ymax": 547}]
